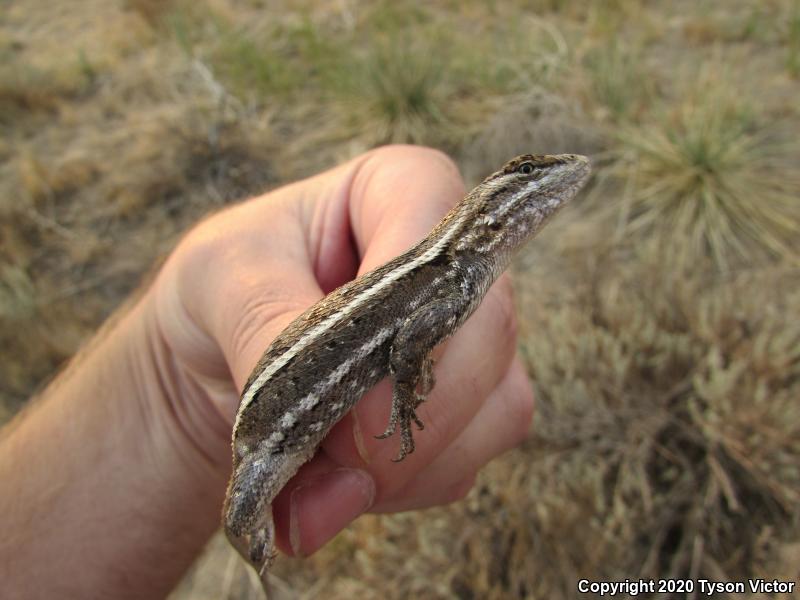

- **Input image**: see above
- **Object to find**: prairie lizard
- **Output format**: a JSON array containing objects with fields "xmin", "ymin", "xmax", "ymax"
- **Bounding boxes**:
[{"xmin": 223, "ymin": 153, "xmax": 591, "ymax": 589}]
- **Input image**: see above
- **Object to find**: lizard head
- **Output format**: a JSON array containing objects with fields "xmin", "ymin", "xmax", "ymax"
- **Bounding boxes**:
[
  {"xmin": 453, "ymin": 153, "xmax": 591, "ymax": 259},
  {"xmin": 481, "ymin": 153, "xmax": 591, "ymax": 221}
]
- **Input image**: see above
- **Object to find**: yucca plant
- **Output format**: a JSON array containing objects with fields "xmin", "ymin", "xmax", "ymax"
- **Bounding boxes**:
[{"xmin": 610, "ymin": 81, "xmax": 799, "ymax": 269}]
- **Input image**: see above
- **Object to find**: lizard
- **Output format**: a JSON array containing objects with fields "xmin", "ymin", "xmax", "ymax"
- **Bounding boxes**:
[{"xmin": 223, "ymin": 153, "xmax": 591, "ymax": 590}]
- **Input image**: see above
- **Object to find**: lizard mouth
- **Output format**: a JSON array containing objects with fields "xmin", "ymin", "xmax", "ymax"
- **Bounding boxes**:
[
  {"xmin": 554, "ymin": 154, "xmax": 592, "ymax": 185},
  {"xmin": 534, "ymin": 154, "xmax": 591, "ymax": 211}
]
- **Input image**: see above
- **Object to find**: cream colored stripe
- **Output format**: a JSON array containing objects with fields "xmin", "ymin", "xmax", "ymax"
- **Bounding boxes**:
[{"xmin": 233, "ymin": 204, "xmax": 471, "ymax": 432}]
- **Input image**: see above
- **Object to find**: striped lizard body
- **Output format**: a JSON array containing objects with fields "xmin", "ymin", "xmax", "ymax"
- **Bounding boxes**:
[{"xmin": 223, "ymin": 153, "xmax": 591, "ymax": 586}]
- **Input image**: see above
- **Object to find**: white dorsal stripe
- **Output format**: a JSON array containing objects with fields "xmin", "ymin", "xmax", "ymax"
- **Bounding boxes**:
[
  {"xmin": 233, "ymin": 203, "xmax": 472, "ymax": 432},
  {"xmin": 257, "ymin": 324, "xmax": 399, "ymax": 452}
]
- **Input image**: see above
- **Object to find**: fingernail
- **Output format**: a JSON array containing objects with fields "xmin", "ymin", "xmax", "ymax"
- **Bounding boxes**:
[
  {"xmin": 289, "ymin": 468, "xmax": 375, "ymax": 557},
  {"xmin": 350, "ymin": 408, "xmax": 371, "ymax": 464}
]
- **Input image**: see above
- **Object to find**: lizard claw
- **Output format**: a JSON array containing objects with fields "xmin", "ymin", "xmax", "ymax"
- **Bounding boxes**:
[
  {"xmin": 377, "ymin": 384, "xmax": 427, "ymax": 461},
  {"xmin": 391, "ymin": 405, "xmax": 425, "ymax": 461},
  {"xmin": 411, "ymin": 398, "xmax": 425, "ymax": 430},
  {"xmin": 375, "ymin": 419, "xmax": 397, "ymax": 440}
]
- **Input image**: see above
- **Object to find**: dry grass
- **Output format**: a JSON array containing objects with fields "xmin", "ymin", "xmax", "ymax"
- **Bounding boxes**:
[
  {"xmin": 331, "ymin": 34, "xmax": 452, "ymax": 146},
  {"xmin": 516, "ymin": 241, "xmax": 800, "ymax": 593},
  {"xmin": 583, "ymin": 38, "xmax": 653, "ymax": 121},
  {"xmin": 605, "ymin": 72, "xmax": 800, "ymax": 270},
  {"xmin": 1, "ymin": 0, "xmax": 799, "ymax": 598},
  {"xmin": 787, "ymin": 3, "xmax": 800, "ymax": 77}
]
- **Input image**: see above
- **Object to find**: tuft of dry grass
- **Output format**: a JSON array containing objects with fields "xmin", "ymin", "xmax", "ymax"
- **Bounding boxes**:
[
  {"xmin": 332, "ymin": 34, "xmax": 451, "ymax": 146},
  {"xmin": 605, "ymin": 74, "xmax": 800, "ymax": 270}
]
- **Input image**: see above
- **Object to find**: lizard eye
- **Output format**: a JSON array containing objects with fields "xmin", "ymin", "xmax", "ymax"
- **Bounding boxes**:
[{"xmin": 518, "ymin": 162, "xmax": 535, "ymax": 175}]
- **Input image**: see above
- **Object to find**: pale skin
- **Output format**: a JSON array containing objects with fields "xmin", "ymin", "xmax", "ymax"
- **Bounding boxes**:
[{"xmin": 0, "ymin": 145, "xmax": 534, "ymax": 598}]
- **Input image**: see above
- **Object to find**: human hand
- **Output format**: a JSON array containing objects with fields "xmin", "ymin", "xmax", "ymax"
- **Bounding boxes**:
[
  {"xmin": 151, "ymin": 144, "xmax": 535, "ymax": 558},
  {"xmin": 0, "ymin": 144, "xmax": 534, "ymax": 598}
]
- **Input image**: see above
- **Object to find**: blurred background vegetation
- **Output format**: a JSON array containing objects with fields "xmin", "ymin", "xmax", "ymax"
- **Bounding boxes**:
[{"xmin": 1, "ymin": 0, "xmax": 798, "ymax": 598}]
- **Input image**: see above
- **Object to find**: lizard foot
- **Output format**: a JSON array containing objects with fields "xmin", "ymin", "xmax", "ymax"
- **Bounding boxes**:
[{"xmin": 375, "ymin": 383, "xmax": 426, "ymax": 461}]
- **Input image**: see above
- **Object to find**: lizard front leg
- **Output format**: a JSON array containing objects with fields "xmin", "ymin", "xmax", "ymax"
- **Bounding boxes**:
[{"xmin": 377, "ymin": 297, "xmax": 469, "ymax": 461}]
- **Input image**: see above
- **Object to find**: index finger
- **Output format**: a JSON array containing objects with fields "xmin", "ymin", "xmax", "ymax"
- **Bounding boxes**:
[{"xmin": 347, "ymin": 144, "xmax": 466, "ymax": 273}]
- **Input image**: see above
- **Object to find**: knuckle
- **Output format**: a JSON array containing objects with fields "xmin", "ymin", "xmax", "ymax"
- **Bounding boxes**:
[
  {"xmin": 368, "ymin": 145, "xmax": 464, "ymax": 194},
  {"xmin": 171, "ymin": 210, "xmax": 233, "ymax": 279},
  {"xmin": 370, "ymin": 144, "xmax": 458, "ymax": 173}
]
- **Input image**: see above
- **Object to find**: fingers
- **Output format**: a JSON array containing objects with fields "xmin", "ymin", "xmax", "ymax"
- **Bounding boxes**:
[
  {"xmin": 273, "ymin": 355, "xmax": 534, "ymax": 556},
  {"xmin": 269, "ymin": 454, "xmax": 376, "ymax": 558},
  {"xmin": 156, "ymin": 145, "xmax": 466, "ymax": 414},
  {"xmin": 347, "ymin": 144, "xmax": 466, "ymax": 273},
  {"xmin": 372, "ymin": 356, "xmax": 534, "ymax": 513},
  {"xmin": 322, "ymin": 274, "xmax": 519, "ymax": 489},
  {"xmin": 318, "ymin": 146, "xmax": 520, "ymax": 499}
]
